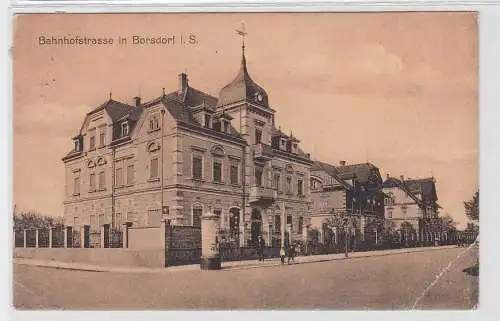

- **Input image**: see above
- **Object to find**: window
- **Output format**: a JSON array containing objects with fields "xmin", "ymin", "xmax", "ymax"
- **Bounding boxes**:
[
  {"xmin": 298, "ymin": 217, "xmax": 304, "ymax": 234},
  {"xmin": 297, "ymin": 178, "xmax": 304, "ymax": 196},
  {"xmin": 387, "ymin": 210, "xmax": 393, "ymax": 219},
  {"xmin": 121, "ymin": 122, "xmax": 129, "ymax": 136},
  {"xmin": 286, "ymin": 176, "xmax": 292, "ymax": 194},
  {"xmin": 98, "ymin": 171, "xmax": 105, "ymax": 190},
  {"xmin": 149, "ymin": 114, "xmax": 160, "ymax": 131},
  {"xmin": 213, "ymin": 159, "xmax": 222, "ymax": 183},
  {"xmin": 214, "ymin": 209, "xmax": 222, "ymax": 217},
  {"xmin": 89, "ymin": 136, "xmax": 95, "ymax": 150},
  {"xmin": 274, "ymin": 215, "xmax": 281, "ymax": 231},
  {"xmin": 273, "ymin": 173, "xmax": 281, "ymax": 190},
  {"xmin": 204, "ymin": 114, "xmax": 211, "ymax": 128},
  {"xmin": 230, "ymin": 162, "xmax": 239, "ymax": 185},
  {"xmin": 74, "ymin": 140, "xmax": 80, "ymax": 152},
  {"xmin": 192, "ymin": 205, "xmax": 202, "ymax": 228},
  {"xmin": 223, "ymin": 121, "xmax": 229, "ymax": 133},
  {"xmin": 115, "ymin": 168, "xmax": 123, "ymax": 186},
  {"xmin": 99, "ymin": 129, "xmax": 106, "ymax": 147},
  {"xmin": 286, "ymin": 215, "xmax": 293, "ymax": 229},
  {"xmin": 73, "ymin": 176, "xmax": 80, "ymax": 195},
  {"xmin": 147, "ymin": 209, "xmax": 161, "ymax": 226},
  {"xmin": 255, "ymin": 129, "xmax": 262, "ymax": 144},
  {"xmin": 127, "ymin": 164, "xmax": 134, "ymax": 185},
  {"xmin": 255, "ymin": 167, "xmax": 263, "ymax": 187},
  {"xmin": 89, "ymin": 173, "xmax": 96, "ymax": 191},
  {"xmin": 150, "ymin": 158, "xmax": 159, "ymax": 179},
  {"xmin": 192, "ymin": 155, "xmax": 203, "ymax": 180}
]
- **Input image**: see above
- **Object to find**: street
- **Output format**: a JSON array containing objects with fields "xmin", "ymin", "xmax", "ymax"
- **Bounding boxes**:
[{"xmin": 12, "ymin": 247, "xmax": 478, "ymax": 310}]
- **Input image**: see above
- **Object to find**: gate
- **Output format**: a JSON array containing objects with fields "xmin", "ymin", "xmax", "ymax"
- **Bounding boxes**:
[{"xmin": 217, "ymin": 229, "xmax": 241, "ymax": 261}]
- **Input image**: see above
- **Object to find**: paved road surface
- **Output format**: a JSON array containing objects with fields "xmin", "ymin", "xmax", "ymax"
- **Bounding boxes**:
[{"xmin": 13, "ymin": 246, "xmax": 478, "ymax": 310}]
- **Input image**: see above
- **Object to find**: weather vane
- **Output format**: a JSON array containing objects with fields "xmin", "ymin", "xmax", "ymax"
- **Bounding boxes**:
[{"xmin": 236, "ymin": 22, "xmax": 248, "ymax": 51}]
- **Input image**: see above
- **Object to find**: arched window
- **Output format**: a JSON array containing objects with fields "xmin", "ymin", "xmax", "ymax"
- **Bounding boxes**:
[{"xmin": 192, "ymin": 203, "xmax": 203, "ymax": 228}]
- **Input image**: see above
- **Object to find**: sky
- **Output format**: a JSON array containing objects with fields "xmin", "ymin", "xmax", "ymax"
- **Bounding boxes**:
[{"xmin": 12, "ymin": 12, "xmax": 478, "ymax": 228}]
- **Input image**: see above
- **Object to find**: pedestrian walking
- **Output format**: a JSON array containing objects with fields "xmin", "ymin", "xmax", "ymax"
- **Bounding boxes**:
[
  {"xmin": 257, "ymin": 235, "xmax": 265, "ymax": 261},
  {"xmin": 280, "ymin": 247, "xmax": 286, "ymax": 264},
  {"xmin": 287, "ymin": 241, "xmax": 296, "ymax": 264}
]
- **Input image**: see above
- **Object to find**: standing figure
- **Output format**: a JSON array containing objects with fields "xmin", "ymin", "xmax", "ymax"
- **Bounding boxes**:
[
  {"xmin": 257, "ymin": 235, "xmax": 265, "ymax": 261},
  {"xmin": 287, "ymin": 241, "xmax": 296, "ymax": 264}
]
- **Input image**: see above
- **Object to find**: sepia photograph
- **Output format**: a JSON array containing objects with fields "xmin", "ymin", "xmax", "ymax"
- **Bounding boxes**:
[{"xmin": 11, "ymin": 12, "xmax": 479, "ymax": 310}]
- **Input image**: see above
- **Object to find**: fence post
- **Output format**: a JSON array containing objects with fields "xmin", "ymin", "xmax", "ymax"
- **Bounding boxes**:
[
  {"xmin": 23, "ymin": 229, "xmax": 27, "ymax": 248},
  {"xmin": 100, "ymin": 225, "xmax": 105, "ymax": 248},
  {"xmin": 122, "ymin": 222, "xmax": 130, "ymax": 248},
  {"xmin": 80, "ymin": 226, "xmax": 85, "ymax": 248},
  {"xmin": 35, "ymin": 229, "xmax": 39, "ymax": 248},
  {"xmin": 48, "ymin": 228, "xmax": 53, "ymax": 248}
]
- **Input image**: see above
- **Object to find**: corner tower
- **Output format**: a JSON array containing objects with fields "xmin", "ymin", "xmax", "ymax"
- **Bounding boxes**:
[{"xmin": 217, "ymin": 26, "xmax": 275, "ymax": 146}]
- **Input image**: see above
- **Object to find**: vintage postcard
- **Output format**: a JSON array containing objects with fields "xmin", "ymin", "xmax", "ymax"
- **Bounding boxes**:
[{"xmin": 12, "ymin": 12, "xmax": 479, "ymax": 310}]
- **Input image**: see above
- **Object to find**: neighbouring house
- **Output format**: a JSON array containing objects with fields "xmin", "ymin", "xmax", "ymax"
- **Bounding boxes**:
[
  {"xmin": 62, "ymin": 43, "xmax": 313, "ymax": 249},
  {"xmin": 382, "ymin": 175, "xmax": 442, "ymax": 246},
  {"xmin": 309, "ymin": 160, "xmax": 386, "ymax": 250}
]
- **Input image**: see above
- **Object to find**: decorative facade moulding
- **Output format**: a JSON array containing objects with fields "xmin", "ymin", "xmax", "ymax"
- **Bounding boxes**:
[
  {"xmin": 147, "ymin": 141, "xmax": 161, "ymax": 153},
  {"xmin": 210, "ymin": 145, "xmax": 225, "ymax": 157},
  {"xmin": 97, "ymin": 157, "xmax": 107, "ymax": 166},
  {"xmin": 87, "ymin": 160, "xmax": 96, "ymax": 168}
]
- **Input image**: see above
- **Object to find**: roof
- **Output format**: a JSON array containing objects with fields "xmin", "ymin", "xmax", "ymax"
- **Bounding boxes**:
[
  {"xmin": 217, "ymin": 49, "xmax": 269, "ymax": 108},
  {"xmin": 404, "ymin": 178, "xmax": 438, "ymax": 203},
  {"xmin": 311, "ymin": 161, "xmax": 352, "ymax": 190},
  {"xmin": 87, "ymin": 99, "xmax": 136, "ymax": 122},
  {"xmin": 382, "ymin": 176, "xmax": 440, "ymax": 208},
  {"xmin": 335, "ymin": 163, "xmax": 382, "ymax": 185}
]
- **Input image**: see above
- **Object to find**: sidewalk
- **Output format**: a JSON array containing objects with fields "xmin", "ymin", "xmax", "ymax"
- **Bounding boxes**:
[{"xmin": 13, "ymin": 245, "xmax": 458, "ymax": 274}]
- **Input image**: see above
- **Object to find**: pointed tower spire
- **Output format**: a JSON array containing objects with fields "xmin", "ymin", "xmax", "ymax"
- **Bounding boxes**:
[{"xmin": 236, "ymin": 23, "xmax": 248, "ymax": 70}]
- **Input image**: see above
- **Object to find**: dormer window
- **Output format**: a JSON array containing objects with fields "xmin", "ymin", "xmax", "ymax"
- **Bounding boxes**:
[
  {"xmin": 280, "ymin": 138, "xmax": 286, "ymax": 150},
  {"xmin": 121, "ymin": 122, "xmax": 129, "ymax": 136},
  {"xmin": 204, "ymin": 114, "xmax": 212, "ymax": 128},
  {"xmin": 213, "ymin": 121, "xmax": 221, "ymax": 132},
  {"xmin": 149, "ymin": 114, "xmax": 160, "ymax": 131},
  {"xmin": 223, "ymin": 120, "xmax": 230, "ymax": 134},
  {"xmin": 74, "ymin": 140, "xmax": 80, "ymax": 152},
  {"xmin": 292, "ymin": 143, "xmax": 298, "ymax": 153}
]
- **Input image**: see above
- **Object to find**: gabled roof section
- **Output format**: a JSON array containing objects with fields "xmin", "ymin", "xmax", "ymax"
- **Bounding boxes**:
[
  {"xmin": 311, "ymin": 160, "xmax": 352, "ymax": 190},
  {"xmin": 382, "ymin": 176, "xmax": 436, "ymax": 209},
  {"xmin": 87, "ymin": 99, "xmax": 136, "ymax": 122},
  {"xmin": 404, "ymin": 177, "xmax": 438, "ymax": 204},
  {"xmin": 335, "ymin": 163, "xmax": 382, "ymax": 185},
  {"xmin": 144, "ymin": 94, "xmax": 244, "ymax": 141}
]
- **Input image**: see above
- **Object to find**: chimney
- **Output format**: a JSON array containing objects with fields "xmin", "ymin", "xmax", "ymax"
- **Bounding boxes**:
[
  {"xmin": 178, "ymin": 73, "xmax": 188, "ymax": 95},
  {"xmin": 386, "ymin": 173, "xmax": 390, "ymax": 179},
  {"xmin": 133, "ymin": 96, "xmax": 141, "ymax": 107},
  {"xmin": 339, "ymin": 160, "xmax": 346, "ymax": 166},
  {"xmin": 400, "ymin": 175, "xmax": 404, "ymax": 181}
]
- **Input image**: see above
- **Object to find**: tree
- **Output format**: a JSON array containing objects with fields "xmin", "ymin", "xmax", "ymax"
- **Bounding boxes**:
[
  {"xmin": 13, "ymin": 210, "xmax": 64, "ymax": 231},
  {"xmin": 464, "ymin": 190, "xmax": 479, "ymax": 221},
  {"xmin": 440, "ymin": 214, "xmax": 458, "ymax": 230}
]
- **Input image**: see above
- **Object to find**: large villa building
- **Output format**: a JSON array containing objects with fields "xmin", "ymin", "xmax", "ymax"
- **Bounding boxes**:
[{"xmin": 62, "ymin": 44, "xmax": 313, "ymax": 247}]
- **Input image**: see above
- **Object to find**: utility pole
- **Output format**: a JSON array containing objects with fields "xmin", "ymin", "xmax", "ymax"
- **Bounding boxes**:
[{"xmin": 161, "ymin": 108, "xmax": 166, "ymax": 222}]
